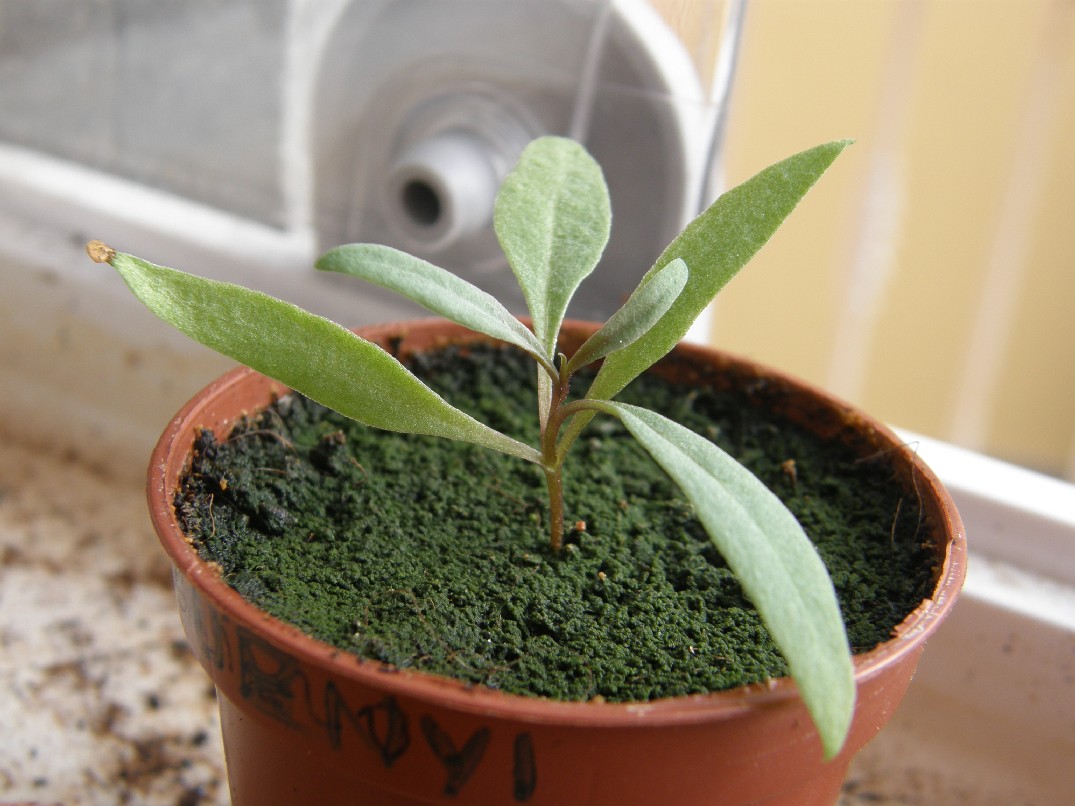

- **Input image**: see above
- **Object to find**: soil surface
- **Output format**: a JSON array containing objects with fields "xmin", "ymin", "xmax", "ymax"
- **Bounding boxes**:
[{"xmin": 176, "ymin": 343, "xmax": 935, "ymax": 702}]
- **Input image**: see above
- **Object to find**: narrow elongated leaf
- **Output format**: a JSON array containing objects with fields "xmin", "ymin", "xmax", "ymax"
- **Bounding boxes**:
[
  {"xmin": 589, "ymin": 401, "xmax": 855, "ymax": 759},
  {"xmin": 588, "ymin": 140, "xmax": 852, "ymax": 402},
  {"xmin": 316, "ymin": 244, "xmax": 554, "ymax": 372},
  {"xmin": 103, "ymin": 249, "xmax": 541, "ymax": 464},
  {"xmin": 565, "ymin": 259, "xmax": 688, "ymax": 375},
  {"xmin": 494, "ymin": 136, "xmax": 611, "ymax": 354}
]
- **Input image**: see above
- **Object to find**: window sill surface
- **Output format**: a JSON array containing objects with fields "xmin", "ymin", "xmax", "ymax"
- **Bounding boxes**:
[{"xmin": 1, "ymin": 431, "xmax": 1071, "ymax": 804}]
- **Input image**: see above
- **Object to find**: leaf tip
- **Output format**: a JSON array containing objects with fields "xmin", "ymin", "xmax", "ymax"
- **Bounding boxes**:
[{"xmin": 86, "ymin": 240, "xmax": 116, "ymax": 265}]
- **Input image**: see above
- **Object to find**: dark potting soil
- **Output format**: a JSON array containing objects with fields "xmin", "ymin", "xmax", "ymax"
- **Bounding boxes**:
[{"xmin": 176, "ymin": 343, "xmax": 935, "ymax": 703}]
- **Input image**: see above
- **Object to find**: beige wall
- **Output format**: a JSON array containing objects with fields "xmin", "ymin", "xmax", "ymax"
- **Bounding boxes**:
[{"xmin": 655, "ymin": 0, "xmax": 1075, "ymax": 480}]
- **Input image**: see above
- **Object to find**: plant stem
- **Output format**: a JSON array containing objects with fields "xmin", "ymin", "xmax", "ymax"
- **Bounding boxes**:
[
  {"xmin": 544, "ymin": 467, "xmax": 565, "ymax": 552},
  {"xmin": 539, "ymin": 361, "xmax": 613, "ymax": 551},
  {"xmin": 540, "ymin": 360, "xmax": 576, "ymax": 551}
]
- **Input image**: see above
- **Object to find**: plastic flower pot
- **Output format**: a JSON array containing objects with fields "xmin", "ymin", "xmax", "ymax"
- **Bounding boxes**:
[{"xmin": 147, "ymin": 319, "xmax": 966, "ymax": 805}]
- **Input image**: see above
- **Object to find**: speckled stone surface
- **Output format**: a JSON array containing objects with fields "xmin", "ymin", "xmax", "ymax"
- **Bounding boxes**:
[
  {"xmin": 0, "ymin": 433, "xmax": 1043, "ymax": 806},
  {"xmin": 0, "ymin": 437, "xmax": 227, "ymax": 805}
]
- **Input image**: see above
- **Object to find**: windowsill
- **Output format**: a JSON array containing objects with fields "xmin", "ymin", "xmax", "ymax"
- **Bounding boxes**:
[
  {"xmin": 1, "ymin": 430, "xmax": 1072, "ymax": 803},
  {"xmin": 0, "ymin": 436, "xmax": 227, "ymax": 803},
  {"xmin": 843, "ymin": 431, "xmax": 1075, "ymax": 804}
]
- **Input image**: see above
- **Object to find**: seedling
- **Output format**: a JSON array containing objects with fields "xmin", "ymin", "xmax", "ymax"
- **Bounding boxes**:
[{"xmin": 89, "ymin": 136, "xmax": 854, "ymax": 757}]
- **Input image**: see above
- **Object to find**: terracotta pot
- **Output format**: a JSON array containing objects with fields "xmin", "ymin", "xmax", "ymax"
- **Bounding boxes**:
[{"xmin": 148, "ymin": 319, "xmax": 966, "ymax": 805}]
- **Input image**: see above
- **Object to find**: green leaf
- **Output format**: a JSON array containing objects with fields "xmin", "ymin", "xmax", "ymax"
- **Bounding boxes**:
[
  {"xmin": 316, "ymin": 244, "xmax": 554, "ymax": 373},
  {"xmin": 564, "ymin": 259, "xmax": 688, "ymax": 375},
  {"xmin": 589, "ymin": 401, "xmax": 855, "ymax": 759},
  {"xmin": 588, "ymin": 140, "xmax": 852, "ymax": 402},
  {"xmin": 106, "ymin": 250, "xmax": 541, "ymax": 464},
  {"xmin": 494, "ymin": 136, "xmax": 611, "ymax": 354}
]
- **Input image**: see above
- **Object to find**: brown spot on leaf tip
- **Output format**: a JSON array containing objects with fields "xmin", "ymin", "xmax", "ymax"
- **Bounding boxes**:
[{"xmin": 86, "ymin": 240, "xmax": 116, "ymax": 264}]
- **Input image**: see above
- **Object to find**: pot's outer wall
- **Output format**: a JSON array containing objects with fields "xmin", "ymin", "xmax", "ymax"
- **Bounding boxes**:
[{"xmin": 149, "ymin": 320, "xmax": 967, "ymax": 805}]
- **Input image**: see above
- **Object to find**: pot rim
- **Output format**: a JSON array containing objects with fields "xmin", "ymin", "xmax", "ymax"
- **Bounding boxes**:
[{"xmin": 148, "ymin": 318, "xmax": 967, "ymax": 728}]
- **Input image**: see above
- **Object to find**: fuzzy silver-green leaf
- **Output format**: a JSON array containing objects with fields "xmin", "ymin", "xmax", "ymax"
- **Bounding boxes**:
[
  {"xmin": 494, "ymin": 136, "xmax": 611, "ymax": 354},
  {"xmin": 590, "ymin": 401, "xmax": 855, "ymax": 759},
  {"xmin": 107, "ymin": 251, "xmax": 541, "ymax": 464},
  {"xmin": 589, "ymin": 140, "xmax": 852, "ymax": 401},
  {"xmin": 565, "ymin": 258, "xmax": 688, "ymax": 375},
  {"xmin": 316, "ymin": 244, "xmax": 554, "ymax": 373}
]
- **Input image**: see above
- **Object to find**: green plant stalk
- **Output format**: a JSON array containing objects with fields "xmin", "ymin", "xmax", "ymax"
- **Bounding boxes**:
[
  {"xmin": 540, "ymin": 363, "xmax": 569, "ymax": 551},
  {"xmin": 539, "ymin": 359, "xmax": 584, "ymax": 551}
]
